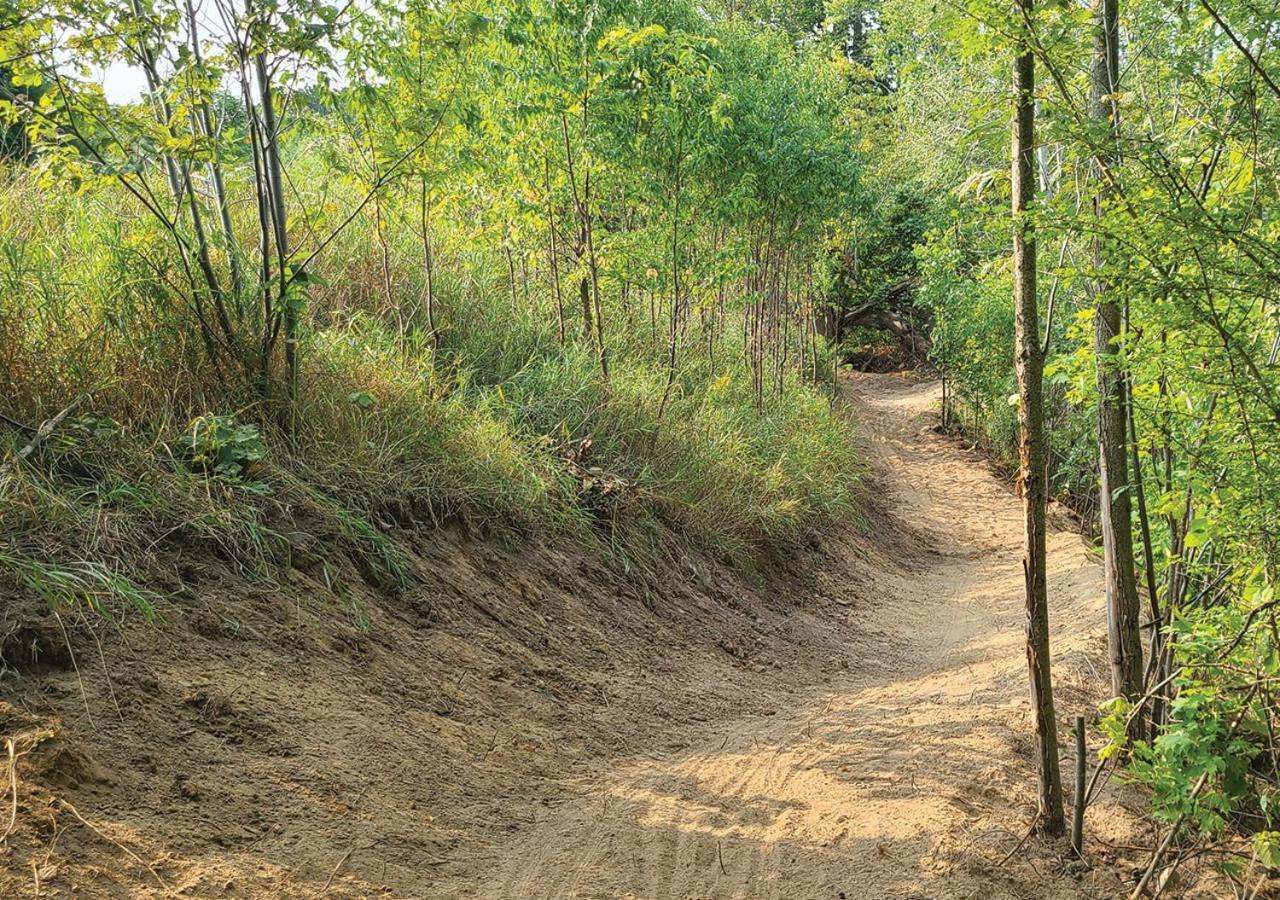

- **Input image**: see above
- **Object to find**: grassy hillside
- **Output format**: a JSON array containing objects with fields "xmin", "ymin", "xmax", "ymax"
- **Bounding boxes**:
[{"xmin": 0, "ymin": 167, "xmax": 861, "ymax": 633}]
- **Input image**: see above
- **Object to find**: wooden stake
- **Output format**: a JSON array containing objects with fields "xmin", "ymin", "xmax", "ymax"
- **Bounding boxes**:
[{"xmin": 1072, "ymin": 714, "xmax": 1086, "ymax": 857}]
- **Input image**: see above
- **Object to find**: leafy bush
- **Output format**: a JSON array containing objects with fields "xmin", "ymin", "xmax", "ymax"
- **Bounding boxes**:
[
  {"xmin": 1099, "ymin": 573, "xmax": 1280, "ymax": 866},
  {"xmin": 174, "ymin": 416, "xmax": 267, "ymax": 482}
]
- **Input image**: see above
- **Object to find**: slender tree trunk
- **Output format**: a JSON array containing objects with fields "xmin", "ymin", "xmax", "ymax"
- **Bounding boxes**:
[
  {"xmin": 778, "ymin": 248, "xmax": 791, "ymax": 398},
  {"xmin": 239, "ymin": 59, "xmax": 275, "ymax": 398},
  {"xmin": 186, "ymin": 0, "xmax": 241, "ymax": 299},
  {"xmin": 373, "ymin": 190, "xmax": 398, "ymax": 337},
  {"xmin": 649, "ymin": 287, "xmax": 657, "ymax": 345},
  {"xmin": 942, "ymin": 376, "xmax": 950, "ymax": 429},
  {"xmin": 658, "ymin": 159, "xmax": 682, "ymax": 419},
  {"xmin": 544, "ymin": 158, "xmax": 564, "ymax": 346},
  {"xmin": 1013, "ymin": 2, "xmax": 1066, "ymax": 836},
  {"xmin": 505, "ymin": 241, "xmax": 518, "ymax": 309},
  {"xmin": 579, "ymin": 273, "xmax": 593, "ymax": 342},
  {"xmin": 131, "ymin": 0, "xmax": 235, "ymax": 362},
  {"xmin": 254, "ymin": 42, "xmax": 293, "ymax": 410},
  {"xmin": 419, "ymin": 176, "xmax": 438, "ymax": 350},
  {"xmin": 521, "ymin": 254, "xmax": 530, "ymax": 307},
  {"xmin": 583, "ymin": 171, "xmax": 608, "ymax": 382},
  {"xmin": 1091, "ymin": 0, "xmax": 1144, "ymax": 704},
  {"xmin": 561, "ymin": 113, "xmax": 606, "ymax": 380},
  {"xmin": 1128, "ymin": 378, "xmax": 1163, "ymax": 735},
  {"xmin": 129, "ymin": 0, "xmax": 183, "ymax": 213},
  {"xmin": 806, "ymin": 260, "xmax": 817, "ymax": 383}
]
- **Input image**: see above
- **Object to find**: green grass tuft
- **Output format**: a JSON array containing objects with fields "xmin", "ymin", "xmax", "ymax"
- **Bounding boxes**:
[{"xmin": 0, "ymin": 547, "xmax": 160, "ymax": 620}]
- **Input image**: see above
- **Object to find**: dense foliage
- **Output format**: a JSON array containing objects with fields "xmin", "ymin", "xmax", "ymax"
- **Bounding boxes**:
[
  {"xmin": 0, "ymin": 0, "xmax": 869, "ymax": 600},
  {"xmin": 852, "ymin": 0, "xmax": 1280, "ymax": 875}
]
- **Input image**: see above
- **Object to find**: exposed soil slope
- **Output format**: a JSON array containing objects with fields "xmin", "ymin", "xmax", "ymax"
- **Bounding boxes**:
[
  {"xmin": 1, "ymin": 372, "xmax": 1192, "ymax": 898},
  {"xmin": 441, "ymin": 372, "xmax": 1161, "ymax": 899}
]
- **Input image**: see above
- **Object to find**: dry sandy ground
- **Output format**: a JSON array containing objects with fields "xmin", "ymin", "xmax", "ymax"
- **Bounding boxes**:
[
  {"xmin": 1, "ymin": 372, "xmax": 1235, "ymax": 898},
  {"xmin": 435, "ymin": 372, "xmax": 1156, "ymax": 899}
]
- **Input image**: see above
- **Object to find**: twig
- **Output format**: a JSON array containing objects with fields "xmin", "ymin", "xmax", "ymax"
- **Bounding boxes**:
[
  {"xmin": 40, "ymin": 804, "xmax": 61, "ymax": 868},
  {"xmin": 1216, "ymin": 596, "xmax": 1280, "ymax": 662},
  {"xmin": 53, "ymin": 611, "xmax": 96, "ymax": 731},
  {"xmin": 1245, "ymin": 870, "xmax": 1268, "ymax": 900},
  {"xmin": 1, "ymin": 738, "xmax": 16, "ymax": 844},
  {"xmin": 1084, "ymin": 753, "xmax": 1115, "ymax": 808},
  {"xmin": 88, "ymin": 619, "xmax": 124, "ymax": 724},
  {"xmin": 998, "ymin": 817, "xmax": 1038, "ymax": 866},
  {"xmin": 1197, "ymin": 0, "xmax": 1280, "ymax": 102},
  {"xmin": 480, "ymin": 728, "xmax": 499, "ymax": 762},
  {"xmin": 0, "ymin": 394, "xmax": 89, "ymax": 482},
  {"xmin": 53, "ymin": 796, "xmax": 175, "ymax": 895},
  {"xmin": 717, "ymin": 840, "xmax": 728, "ymax": 875},
  {"xmin": 0, "ymin": 411, "xmax": 35, "ymax": 433},
  {"xmin": 322, "ymin": 846, "xmax": 355, "ymax": 893}
]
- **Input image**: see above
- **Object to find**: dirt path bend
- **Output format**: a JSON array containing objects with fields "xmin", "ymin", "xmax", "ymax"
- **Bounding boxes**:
[{"xmin": 464, "ymin": 372, "xmax": 1138, "ymax": 900}]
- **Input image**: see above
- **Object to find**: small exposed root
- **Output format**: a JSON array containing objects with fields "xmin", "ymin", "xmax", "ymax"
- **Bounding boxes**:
[
  {"xmin": 53, "ymin": 795, "xmax": 176, "ymax": 896},
  {"xmin": 1, "ymin": 738, "xmax": 16, "ymax": 845},
  {"xmin": 322, "ymin": 845, "xmax": 356, "ymax": 893},
  {"xmin": 53, "ymin": 611, "xmax": 95, "ymax": 732}
]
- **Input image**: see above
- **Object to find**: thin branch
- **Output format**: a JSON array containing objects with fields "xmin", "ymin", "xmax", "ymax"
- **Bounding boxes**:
[
  {"xmin": 1197, "ymin": 0, "xmax": 1280, "ymax": 102},
  {"xmin": 0, "ymin": 393, "xmax": 90, "ymax": 482}
]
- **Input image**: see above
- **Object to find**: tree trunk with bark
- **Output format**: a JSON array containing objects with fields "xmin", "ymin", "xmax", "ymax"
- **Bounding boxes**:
[
  {"xmin": 1013, "ymin": 1, "xmax": 1066, "ymax": 836},
  {"xmin": 1091, "ymin": 0, "xmax": 1144, "ymax": 704}
]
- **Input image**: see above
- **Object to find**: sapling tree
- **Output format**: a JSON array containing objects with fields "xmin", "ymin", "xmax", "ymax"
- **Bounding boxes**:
[{"xmin": 1011, "ymin": 0, "xmax": 1065, "ymax": 836}]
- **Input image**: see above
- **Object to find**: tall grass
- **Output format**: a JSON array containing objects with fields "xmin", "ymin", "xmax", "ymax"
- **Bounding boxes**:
[{"xmin": 0, "ymin": 162, "xmax": 861, "ymax": 619}]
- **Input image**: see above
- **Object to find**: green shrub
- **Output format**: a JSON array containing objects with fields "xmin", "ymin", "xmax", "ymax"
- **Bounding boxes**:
[{"xmin": 174, "ymin": 415, "xmax": 268, "ymax": 482}]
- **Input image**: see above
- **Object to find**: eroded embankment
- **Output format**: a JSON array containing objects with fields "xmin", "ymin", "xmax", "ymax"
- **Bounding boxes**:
[
  {"xmin": 0, "ymin": 441, "xmax": 874, "ymax": 897},
  {"xmin": 2, "ymin": 372, "xmax": 1203, "ymax": 899}
]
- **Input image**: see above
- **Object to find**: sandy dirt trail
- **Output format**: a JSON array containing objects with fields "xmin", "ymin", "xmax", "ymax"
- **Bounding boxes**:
[{"xmin": 460, "ymin": 372, "xmax": 1133, "ymax": 899}]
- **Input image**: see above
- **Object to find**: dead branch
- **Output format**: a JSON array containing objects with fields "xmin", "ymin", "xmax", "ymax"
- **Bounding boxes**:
[{"xmin": 0, "ymin": 393, "xmax": 90, "ymax": 483}]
